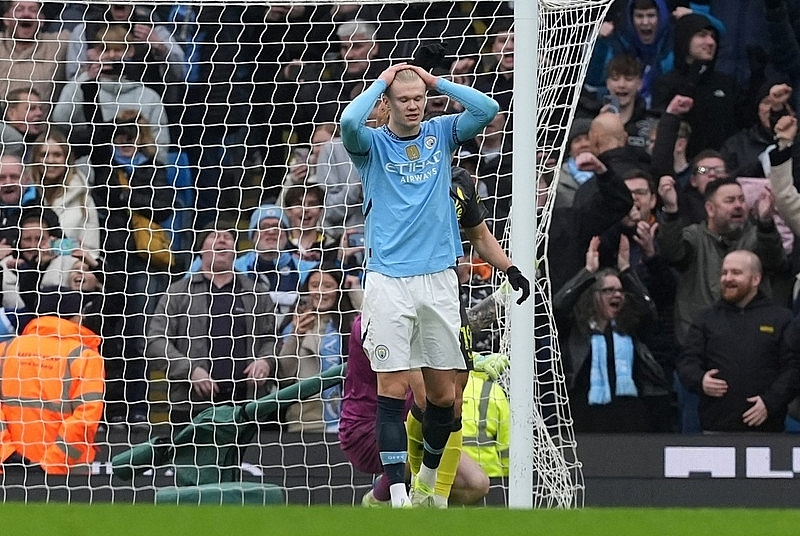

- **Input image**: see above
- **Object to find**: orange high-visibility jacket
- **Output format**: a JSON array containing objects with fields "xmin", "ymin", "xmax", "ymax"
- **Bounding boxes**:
[{"xmin": 0, "ymin": 316, "xmax": 104, "ymax": 474}]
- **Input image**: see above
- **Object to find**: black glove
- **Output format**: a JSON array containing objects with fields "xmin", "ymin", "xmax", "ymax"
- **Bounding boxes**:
[
  {"xmin": 506, "ymin": 265, "xmax": 531, "ymax": 305},
  {"xmin": 411, "ymin": 41, "xmax": 449, "ymax": 72}
]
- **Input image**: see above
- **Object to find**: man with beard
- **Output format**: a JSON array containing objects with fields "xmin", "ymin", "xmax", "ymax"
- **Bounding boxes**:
[
  {"xmin": 658, "ymin": 176, "xmax": 786, "ymax": 345},
  {"xmin": 677, "ymin": 250, "xmax": 800, "ymax": 432}
]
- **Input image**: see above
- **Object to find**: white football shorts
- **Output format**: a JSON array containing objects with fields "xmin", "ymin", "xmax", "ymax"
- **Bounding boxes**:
[{"xmin": 361, "ymin": 269, "xmax": 462, "ymax": 372}]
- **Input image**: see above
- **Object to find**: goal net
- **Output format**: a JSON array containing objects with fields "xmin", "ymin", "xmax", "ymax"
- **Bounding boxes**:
[{"xmin": 0, "ymin": 0, "xmax": 611, "ymax": 507}]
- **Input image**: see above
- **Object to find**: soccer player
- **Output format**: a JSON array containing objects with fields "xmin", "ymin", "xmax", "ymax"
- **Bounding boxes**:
[{"xmin": 340, "ymin": 63, "xmax": 499, "ymax": 507}]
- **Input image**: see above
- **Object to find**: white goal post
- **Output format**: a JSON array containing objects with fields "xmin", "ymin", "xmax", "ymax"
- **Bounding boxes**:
[{"xmin": 0, "ymin": 0, "xmax": 613, "ymax": 508}]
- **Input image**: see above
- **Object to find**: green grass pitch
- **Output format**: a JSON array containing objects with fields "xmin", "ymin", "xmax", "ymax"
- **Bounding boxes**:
[{"xmin": 4, "ymin": 504, "xmax": 800, "ymax": 536}]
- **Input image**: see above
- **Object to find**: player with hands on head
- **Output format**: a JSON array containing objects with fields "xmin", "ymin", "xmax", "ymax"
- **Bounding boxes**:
[{"xmin": 340, "ymin": 61, "xmax": 499, "ymax": 508}]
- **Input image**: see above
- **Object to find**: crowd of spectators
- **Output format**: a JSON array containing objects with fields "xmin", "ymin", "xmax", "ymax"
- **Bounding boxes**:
[{"xmin": 0, "ymin": 1, "xmax": 515, "ymax": 443}]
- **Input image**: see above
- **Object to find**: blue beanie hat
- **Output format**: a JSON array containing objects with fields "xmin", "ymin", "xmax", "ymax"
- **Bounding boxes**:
[{"xmin": 249, "ymin": 204, "xmax": 289, "ymax": 240}]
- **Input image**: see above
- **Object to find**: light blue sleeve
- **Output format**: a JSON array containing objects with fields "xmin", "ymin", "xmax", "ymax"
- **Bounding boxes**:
[
  {"xmin": 436, "ymin": 78, "xmax": 500, "ymax": 144},
  {"xmin": 340, "ymin": 79, "xmax": 387, "ymax": 155}
]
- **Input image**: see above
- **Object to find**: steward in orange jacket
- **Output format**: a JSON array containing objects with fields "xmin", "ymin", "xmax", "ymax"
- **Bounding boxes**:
[{"xmin": 0, "ymin": 289, "xmax": 104, "ymax": 475}]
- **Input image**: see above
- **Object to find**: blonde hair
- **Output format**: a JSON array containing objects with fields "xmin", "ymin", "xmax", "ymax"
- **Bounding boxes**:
[
  {"xmin": 94, "ymin": 24, "xmax": 132, "ymax": 52},
  {"xmin": 30, "ymin": 129, "xmax": 90, "ymax": 220}
]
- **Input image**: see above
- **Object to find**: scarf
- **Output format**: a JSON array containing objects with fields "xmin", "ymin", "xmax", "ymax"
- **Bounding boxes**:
[
  {"xmin": 112, "ymin": 149, "xmax": 149, "ymax": 178},
  {"xmin": 319, "ymin": 317, "xmax": 342, "ymax": 433},
  {"xmin": 567, "ymin": 157, "xmax": 595, "ymax": 185},
  {"xmin": 588, "ymin": 329, "xmax": 638, "ymax": 405}
]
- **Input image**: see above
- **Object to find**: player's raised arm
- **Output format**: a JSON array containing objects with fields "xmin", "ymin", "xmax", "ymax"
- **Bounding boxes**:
[
  {"xmin": 437, "ymin": 78, "xmax": 500, "ymax": 141},
  {"xmin": 341, "ymin": 63, "xmax": 410, "ymax": 155}
]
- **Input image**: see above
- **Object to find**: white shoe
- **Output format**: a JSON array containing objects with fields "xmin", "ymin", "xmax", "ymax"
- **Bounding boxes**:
[{"xmin": 361, "ymin": 490, "xmax": 390, "ymax": 508}]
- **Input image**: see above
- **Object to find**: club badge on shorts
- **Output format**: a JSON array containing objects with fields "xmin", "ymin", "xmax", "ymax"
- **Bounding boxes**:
[
  {"xmin": 405, "ymin": 144, "xmax": 420, "ymax": 160},
  {"xmin": 374, "ymin": 345, "xmax": 390, "ymax": 362}
]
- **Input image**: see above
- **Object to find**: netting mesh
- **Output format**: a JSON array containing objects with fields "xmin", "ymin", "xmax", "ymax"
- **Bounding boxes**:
[{"xmin": 0, "ymin": 0, "xmax": 610, "ymax": 506}]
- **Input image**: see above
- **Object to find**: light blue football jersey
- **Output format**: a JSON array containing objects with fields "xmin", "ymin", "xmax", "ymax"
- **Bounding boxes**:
[{"xmin": 341, "ymin": 78, "xmax": 499, "ymax": 278}]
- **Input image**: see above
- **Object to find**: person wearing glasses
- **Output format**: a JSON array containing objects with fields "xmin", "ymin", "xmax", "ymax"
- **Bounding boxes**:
[
  {"xmin": 595, "ymin": 168, "xmax": 678, "ymax": 421},
  {"xmin": 553, "ymin": 235, "xmax": 671, "ymax": 433},
  {"xmin": 675, "ymin": 150, "xmax": 730, "ymax": 226}
]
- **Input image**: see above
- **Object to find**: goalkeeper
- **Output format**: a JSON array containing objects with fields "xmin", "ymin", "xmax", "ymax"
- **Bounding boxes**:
[{"xmin": 403, "ymin": 165, "xmax": 529, "ymax": 508}]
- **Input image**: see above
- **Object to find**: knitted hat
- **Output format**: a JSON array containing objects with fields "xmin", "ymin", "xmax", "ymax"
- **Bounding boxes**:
[
  {"xmin": 248, "ymin": 204, "xmax": 289, "ymax": 240},
  {"xmin": 567, "ymin": 118, "xmax": 593, "ymax": 145}
]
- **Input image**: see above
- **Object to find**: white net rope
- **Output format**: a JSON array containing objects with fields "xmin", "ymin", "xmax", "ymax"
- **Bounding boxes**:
[{"xmin": 0, "ymin": 0, "xmax": 609, "ymax": 506}]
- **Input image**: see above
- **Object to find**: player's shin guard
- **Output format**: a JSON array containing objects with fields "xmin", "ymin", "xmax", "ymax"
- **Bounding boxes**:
[
  {"xmin": 376, "ymin": 395, "xmax": 408, "ymax": 486},
  {"xmin": 434, "ymin": 418, "xmax": 462, "ymax": 498},
  {"xmin": 406, "ymin": 403, "xmax": 424, "ymax": 476}
]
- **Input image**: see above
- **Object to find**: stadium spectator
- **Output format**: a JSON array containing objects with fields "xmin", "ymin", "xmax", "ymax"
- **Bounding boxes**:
[
  {"xmin": 677, "ymin": 250, "xmax": 800, "ymax": 432},
  {"xmin": 250, "ymin": 3, "xmax": 334, "ymax": 172},
  {"xmin": 596, "ymin": 168, "xmax": 679, "ymax": 388},
  {"xmin": 276, "ymin": 123, "xmax": 336, "ymax": 203},
  {"xmin": 474, "ymin": 18, "xmax": 514, "ymax": 112},
  {"xmin": 28, "ymin": 129, "xmax": 100, "ymax": 256},
  {"xmin": 65, "ymin": 3, "xmax": 187, "ymax": 108},
  {"xmin": 547, "ymin": 151, "xmax": 636, "ymax": 296},
  {"xmin": 234, "ymin": 204, "xmax": 301, "ymax": 320},
  {"xmin": 87, "ymin": 108, "xmax": 178, "ymax": 426},
  {"xmin": 648, "ymin": 93, "xmax": 694, "ymax": 188},
  {"xmin": 0, "ymin": 152, "xmax": 38, "ymax": 245},
  {"xmin": 764, "ymin": 0, "xmax": 800, "ymax": 113},
  {"xmin": 1, "ymin": 208, "xmax": 75, "ymax": 326},
  {"xmin": 0, "ymin": 86, "xmax": 46, "ymax": 161},
  {"xmin": 651, "ymin": 13, "xmax": 740, "ymax": 159},
  {"xmin": 0, "ymin": 0, "xmax": 68, "ymax": 103},
  {"xmin": 553, "ymin": 236, "xmax": 672, "ymax": 433},
  {"xmin": 317, "ymin": 100, "xmax": 391, "ymax": 238},
  {"xmin": 52, "ymin": 24, "xmax": 171, "ymax": 161},
  {"xmin": 578, "ymin": 54, "xmax": 652, "ymax": 148},
  {"xmin": 555, "ymin": 118, "xmax": 595, "ymax": 209},
  {"xmin": 0, "ymin": 286, "xmax": 104, "ymax": 475},
  {"xmin": 585, "ymin": 0, "xmax": 676, "ymax": 107},
  {"xmin": 293, "ymin": 19, "xmax": 389, "ymax": 131},
  {"xmin": 472, "ymin": 110, "xmax": 511, "ymax": 238},
  {"xmin": 61, "ymin": 253, "xmax": 126, "ymax": 425},
  {"xmin": 767, "ymin": 116, "xmax": 800, "ymax": 240},
  {"xmin": 720, "ymin": 82, "xmax": 799, "ymax": 179},
  {"xmin": 276, "ymin": 264, "xmax": 359, "ymax": 434},
  {"xmin": 702, "ymin": 0, "xmax": 770, "ymax": 90},
  {"xmin": 658, "ymin": 175, "xmax": 786, "ymax": 343},
  {"xmin": 145, "ymin": 223, "xmax": 277, "ymax": 422},
  {"xmin": 571, "ymin": 111, "xmax": 652, "ymax": 213},
  {"xmin": 673, "ymin": 150, "xmax": 729, "ymax": 226},
  {"xmin": 281, "ymin": 184, "xmax": 340, "ymax": 286}
]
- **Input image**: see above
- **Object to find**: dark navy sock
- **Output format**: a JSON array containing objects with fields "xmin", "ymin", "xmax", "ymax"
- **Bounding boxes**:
[{"xmin": 376, "ymin": 395, "xmax": 408, "ymax": 485}]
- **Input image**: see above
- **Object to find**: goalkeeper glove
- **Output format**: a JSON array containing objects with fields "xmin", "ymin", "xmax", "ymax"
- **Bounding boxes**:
[
  {"xmin": 506, "ymin": 265, "xmax": 531, "ymax": 304},
  {"xmin": 472, "ymin": 352, "xmax": 510, "ymax": 381}
]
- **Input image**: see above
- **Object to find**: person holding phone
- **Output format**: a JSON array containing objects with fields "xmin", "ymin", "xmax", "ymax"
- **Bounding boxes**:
[{"xmin": 275, "ymin": 263, "xmax": 360, "ymax": 433}]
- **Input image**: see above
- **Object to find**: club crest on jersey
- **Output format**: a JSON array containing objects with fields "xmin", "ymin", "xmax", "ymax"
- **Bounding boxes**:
[
  {"xmin": 374, "ymin": 345, "xmax": 390, "ymax": 362},
  {"xmin": 424, "ymin": 136, "xmax": 436, "ymax": 149},
  {"xmin": 405, "ymin": 144, "xmax": 420, "ymax": 161}
]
